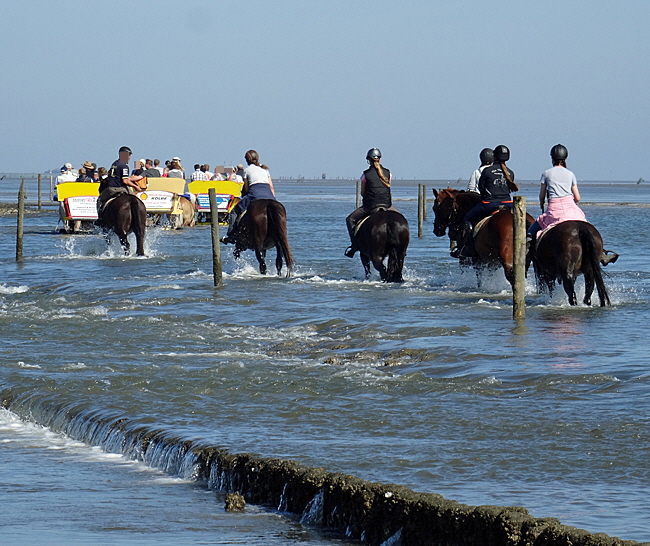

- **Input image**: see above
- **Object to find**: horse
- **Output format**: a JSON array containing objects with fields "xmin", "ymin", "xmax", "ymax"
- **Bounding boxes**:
[
  {"xmin": 169, "ymin": 195, "xmax": 196, "ymax": 229},
  {"xmin": 232, "ymin": 199, "xmax": 293, "ymax": 276},
  {"xmin": 532, "ymin": 220, "xmax": 618, "ymax": 306},
  {"xmin": 353, "ymin": 210, "xmax": 410, "ymax": 282},
  {"xmin": 101, "ymin": 193, "xmax": 147, "ymax": 256},
  {"xmin": 432, "ymin": 188, "xmax": 534, "ymax": 288}
]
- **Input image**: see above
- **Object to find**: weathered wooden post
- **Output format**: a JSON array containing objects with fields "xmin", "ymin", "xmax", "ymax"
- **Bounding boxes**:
[
  {"xmin": 37, "ymin": 173, "xmax": 42, "ymax": 211},
  {"xmin": 356, "ymin": 179, "xmax": 361, "ymax": 208},
  {"xmin": 512, "ymin": 195, "xmax": 526, "ymax": 320},
  {"xmin": 421, "ymin": 184, "xmax": 427, "ymax": 221},
  {"xmin": 208, "ymin": 188, "xmax": 223, "ymax": 287},
  {"xmin": 417, "ymin": 184, "xmax": 424, "ymax": 237},
  {"xmin": 16, "ymin": 180, "xmax": 25, "ymax": 262}
]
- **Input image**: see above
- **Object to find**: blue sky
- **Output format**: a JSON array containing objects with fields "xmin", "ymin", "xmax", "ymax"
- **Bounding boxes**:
[{"xmin": 1, "ymin": 0, "xmax": 648, "ymax": 180}]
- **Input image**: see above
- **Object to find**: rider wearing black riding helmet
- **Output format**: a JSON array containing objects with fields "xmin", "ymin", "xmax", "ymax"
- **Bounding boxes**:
[
  {"xmin": 526, "ymin": 144, "xmax": 586, "ymax": 251},
  {"xmin": 457, "ymin": 145, "xmax": 519, "ymax": 258},
  {"xmin": 468, "ymin": 148, "xmax": 494, "ymax": 194},
  {"xmin": 344, "ymin": 148, "xmax": 398, "ymax": 258}
]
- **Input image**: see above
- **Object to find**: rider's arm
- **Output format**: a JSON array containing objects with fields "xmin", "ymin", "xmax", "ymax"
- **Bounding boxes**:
[
  {"xmin": 539, "ymin": 182, "xmax": 546, "ymax": 211},
  {"xmin": 268, "ymin": 174, "xmax": 275, "ymax": 197},
  {"xmin": 123, "ymin": 175, "xmax": 144, "ymax": 191},
  {"xmin": 572, "ymin": 184, "xmax": 581, "ymax": 203},
  {"xmin": 360, "ymin": 173, "xmax": 366, "ymax": 196}
]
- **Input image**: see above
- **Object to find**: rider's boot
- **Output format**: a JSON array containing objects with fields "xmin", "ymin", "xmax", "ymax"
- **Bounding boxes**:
[
  {"xmin": 457, "ymin": 225, "xmax": 475, "ymax": 258},
  {"xmin": 344, "ymin": 242, "xmax": 358, "ymax": 258},
  {"xmin": 220, "ymin": 214, "xmax": 237, "ymax": 244},
  {"xmin": 449, "ymin": 239, "xmax": 459, "ymax": 258}
]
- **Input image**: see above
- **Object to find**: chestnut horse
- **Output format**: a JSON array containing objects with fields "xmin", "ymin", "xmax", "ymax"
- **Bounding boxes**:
[
  {"xmin": 353, "ymin": 210, "xmax": 410, "ymax": 282},
  {"xmin": 102, "ymin": 194, "xmax": 147, "ymax": 256},
  {"xmin": 232, "ymin": 199, "xmax": 293, "ymax": 276},
  {"xmin": 532, "ymin": 220, "xmax": 617, "ymax": 306},
  {"xmin": 432, "ymin": 188, "xmax": 533, "ymax": 288}
]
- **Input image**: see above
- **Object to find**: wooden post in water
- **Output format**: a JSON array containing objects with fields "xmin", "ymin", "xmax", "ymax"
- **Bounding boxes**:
[
  {"xmin": 417, "ymin": 184, "xmax": 424, "ymax": 237},
  {"xmin": 16, "ymin": 180, "xmax": 25, "ymax": 262},
  {"xmin": 49, "ymin": 174, "xmax": 53, "ymax": 201},
  {"xmin": 421, "ymin": 184, "xmax": 427, "ymax": 221},
  {"xmin": 355, "ymin": 179, "xmax": 361, "ymax": 208},
  {"xmin": 37, "ymin": 173, "xmax": 42, "ymax": 211},
  {"xmin": 208, "ymin": 188, "xmax": 223, "ymax": 288},
  {"xmin": 512, "ymin": 195, "xmax": 526, "ymax": 320}
]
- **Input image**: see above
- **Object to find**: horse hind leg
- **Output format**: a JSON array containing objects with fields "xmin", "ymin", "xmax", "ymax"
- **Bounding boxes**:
[
  {"xmin": 372, "ymin": 255, "xmax": 388, "ymax": 282},
  {"xmin": 583, "ymin": 272, "xmax": 595, "ymax": 306},
  {"xmin": 119, "ymin": 233, "xmax": 130, "ymax": 255},
  {"xmin": 560, "ymin": 273, "xmax": 578, "ymax": 306},
  {"xmin": 256, "ymin": 249, "xmax": 267, "ymax": 275},
  {"xmin": 275, "ymin": 246, "xmax": 283, "ymax": 276},
  {"xmin": 360, "ymin": 253, "xmax": 371, "ymax": 279}
]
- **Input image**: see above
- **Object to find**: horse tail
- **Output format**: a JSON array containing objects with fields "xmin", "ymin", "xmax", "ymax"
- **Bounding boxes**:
[
  {"xmin": 268, "ymin": 201, "xmax": 293, "ymax": 276},
  {"xmin": 130, "ymin": 196, "xmax": 146, "ymax": 256},
  {"xmin": 580, "ymin": 226, "xmax": 610, "ymax": 307},
  {"xmin": 385, "ymin": 214, "xmax": 407, "ymax": 283}
]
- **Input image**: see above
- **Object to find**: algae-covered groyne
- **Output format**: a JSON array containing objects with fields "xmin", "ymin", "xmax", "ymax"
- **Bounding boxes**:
[{"xmin": 2, "ymin": 391, "xmax": 641, "ymax": 546}]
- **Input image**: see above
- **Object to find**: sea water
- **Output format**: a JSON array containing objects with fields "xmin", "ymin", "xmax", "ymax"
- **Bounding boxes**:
[{"xmin": 0, "ymin": 178, "xmax": 649, "ymax": 544}]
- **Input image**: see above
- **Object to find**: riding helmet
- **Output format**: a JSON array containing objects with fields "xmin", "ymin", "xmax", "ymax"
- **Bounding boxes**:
[
  {"xmin": 366, "ymin": 148, "xmax": 382, "ymax": 161},
  {"xmin": 119, "ymin": 146, "xmax": 133, "ymax": 154},
  {"xmin": 550, "ymin": 144, "xmax": 568, "ymax": 161},
  {"xmin": 494, "ymin": 145, "xmax": 510, "ymax": 162},
  {"xmin": 479, "ymin": 148, "xmax": 494, "ymax": 164}
]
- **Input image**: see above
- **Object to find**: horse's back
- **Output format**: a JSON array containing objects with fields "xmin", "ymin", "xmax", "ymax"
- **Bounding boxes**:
[
  {"xmin": 357, "ymin": 210, "xmax": 409, "ymax": 253},
  {"xmin": 244, "ymin": 199, "xmax": 287, "ymax": 248}
]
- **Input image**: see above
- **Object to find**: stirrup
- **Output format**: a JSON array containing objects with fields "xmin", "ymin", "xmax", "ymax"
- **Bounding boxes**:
[
  {"xmin": 220, "ymin": 235, "xmax": 235, "ymax": 244},
  {"xmin": 344, "ymin": 246, "xmax": 357, "ymax": 258}
]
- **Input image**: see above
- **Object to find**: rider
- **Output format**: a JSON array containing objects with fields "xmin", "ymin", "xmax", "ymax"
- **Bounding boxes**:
[
  {"xmin": 344, "ymin": 148, "xmax": 397, "ymax": 258},
  {"xmin": 447, "ymin": 147, "xmax": 494, "ymax": 256},
  {"xmin": 457, "ymin": 144, "xmax": 519, "ymax": 258},
  {"xmin": 526, "ymin": 144, "xmax": 586, "ymax": 250},
  {"xmin": 467, "ymin": 148, "xmax": 494, "ymax": 193},
  {"xmin": 221, "ymin": 149, "xmax": 276, "ymax": 244},
  {"xmin": 96, "ymin": 146, "xmax": 145, "ymax": 226}
]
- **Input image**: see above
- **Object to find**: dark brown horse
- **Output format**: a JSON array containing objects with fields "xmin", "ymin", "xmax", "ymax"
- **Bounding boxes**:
[
  {"xmin": 432, "ymin": 188, "xmax": 534, "ymax": 287},
  {"xmin": 102, "ymin": 194, "xmax": 147, "ymax": 256},
  {"xmin": 353, "ymin": 210, "xmax": 410, "ymax": 282},
  {"xmin": 233, "ymin": 199, "xmax": 293, "ymax": 276},
  {"xmin": 532, "ymin": 220, "xmax": 618, "ymax": 306}
]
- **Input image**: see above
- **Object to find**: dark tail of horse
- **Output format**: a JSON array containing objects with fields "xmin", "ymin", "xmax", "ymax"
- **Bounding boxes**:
[
  {"xmin": 386, "ymin": 219, "xmax": 407, "ymax": 283},
  {"xmin": 130, "ymin": 196, "xmax": 146, "ymax": 256},
  {"xmin": 580, "ymin": 226, "xmax": 610, "ymax": 307},
  {"xmin": 267, "ymin": 201, "xmax": 293, "ymax": 276}
]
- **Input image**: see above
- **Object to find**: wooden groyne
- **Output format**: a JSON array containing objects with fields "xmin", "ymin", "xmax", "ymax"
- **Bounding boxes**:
[{"xmin": 1, "ymin": 392, "xmax": 641, "ymax": 546}]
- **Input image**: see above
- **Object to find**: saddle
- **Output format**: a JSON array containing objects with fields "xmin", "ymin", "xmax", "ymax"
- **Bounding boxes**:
[
  {"xmin": 353, "ymin": 207, "xmax": 387, "ymax": 236},
  {"xmin": 471, "ymin": 206, "xmax": 510, "ymax": 236}
]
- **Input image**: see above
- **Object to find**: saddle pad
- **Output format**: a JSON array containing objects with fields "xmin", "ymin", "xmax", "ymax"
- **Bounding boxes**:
[
  {"xmin": 353, "ymin": 208, "xmax": 387, "ymax": 237},
  {"xmin": 353, "ymin": 215, "xmax": 370, "ymax": 236},
  {"xmin": 536, "ymin": 224, "xmax": 557, "ymax": 245},
  {"xmin": 472, "ymin": 207, "xmax": 508, "ymax": 236}
]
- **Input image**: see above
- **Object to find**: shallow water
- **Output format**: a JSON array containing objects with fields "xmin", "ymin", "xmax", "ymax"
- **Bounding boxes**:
[{"xmin": 1, "ymin": 179, "xmax": 649, "ymax": 543}]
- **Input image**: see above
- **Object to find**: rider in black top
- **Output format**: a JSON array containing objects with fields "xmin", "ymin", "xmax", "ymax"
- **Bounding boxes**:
[
  {"xmin": 344, "ymin": 148, "xmax": 398, "ymax": 258},
  {"xmin": 456, "ymin": 145, "xmax": 519, "ymax": 258},
  {"xmin": 96, "ymin": 146, "xmax": 144, "ymax": 224}
]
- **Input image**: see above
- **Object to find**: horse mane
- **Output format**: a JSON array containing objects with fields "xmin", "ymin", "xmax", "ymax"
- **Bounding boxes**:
[{"xmin": 453, "ymin": 191, "xmax": 481, "ymax": 224}]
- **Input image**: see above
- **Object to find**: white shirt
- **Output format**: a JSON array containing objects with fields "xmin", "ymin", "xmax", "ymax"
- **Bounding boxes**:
[
  {"xmin": 243, "ymin": 164, "xmax": 271, "ymax": 186},
  {"xmin": 468, "ymin": 165, "xmax": 488, "ymax": 193}
]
